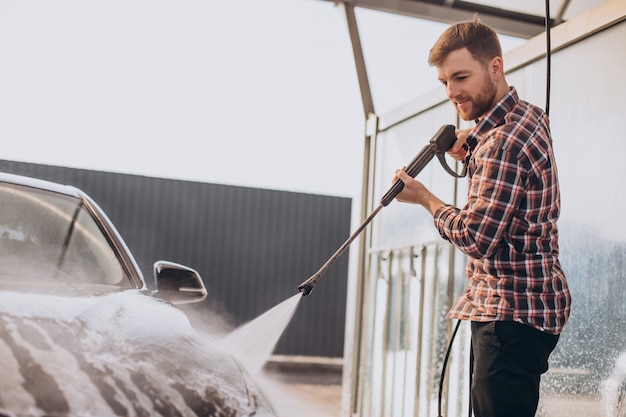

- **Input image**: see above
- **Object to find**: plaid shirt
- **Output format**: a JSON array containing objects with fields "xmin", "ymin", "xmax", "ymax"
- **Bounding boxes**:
[{"xmin": 434, "ymin": 87, "xmax": 571, "ymax": 335}]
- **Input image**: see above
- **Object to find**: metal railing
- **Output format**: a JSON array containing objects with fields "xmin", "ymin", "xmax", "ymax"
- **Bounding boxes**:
[{"xmin": 355, "ymin": 242, "xmax": 470, "ymax": 417}]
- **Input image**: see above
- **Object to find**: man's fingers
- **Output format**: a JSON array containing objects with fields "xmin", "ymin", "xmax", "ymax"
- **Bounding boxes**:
[
  {"xmin": 448, "ymin": 129, "xmax": 472, "ymax": 161},
  {"xmin": 395, "ymin": 169, "xmax": 409, "ymax": 182}
]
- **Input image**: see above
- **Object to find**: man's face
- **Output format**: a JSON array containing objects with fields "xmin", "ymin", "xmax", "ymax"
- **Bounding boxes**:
[{"xmin": 436, "ymin": 48, "xmax": 498, "ymax": 121}]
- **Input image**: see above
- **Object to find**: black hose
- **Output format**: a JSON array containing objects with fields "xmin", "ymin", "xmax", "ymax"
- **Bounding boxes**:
[
  {"xmin": 437, "ymin": 319, "xmax": 462, "ymax": 417},
  {"xmin": 545, "ymin": 0, "xmax": 552, "ymax": 116},
  {"xmin": 468, "ymin": 341, "xmax": 474, "ymax": 417}
]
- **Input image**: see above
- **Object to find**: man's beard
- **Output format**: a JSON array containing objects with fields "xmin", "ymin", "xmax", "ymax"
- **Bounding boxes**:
[{"xmin": 455, "ymin": 74, "xmax": 498, "ymax": 121}]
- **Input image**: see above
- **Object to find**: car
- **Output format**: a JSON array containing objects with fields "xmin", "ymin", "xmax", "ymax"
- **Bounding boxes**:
[{"xmin": 0, "ymin": 172, "xmax": 276, "ymax": 417}]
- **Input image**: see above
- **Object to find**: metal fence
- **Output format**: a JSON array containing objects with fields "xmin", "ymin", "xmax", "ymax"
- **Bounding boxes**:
[{"xmin": 355, "ymin": 242, "xmax": 471, "ymax": 417}]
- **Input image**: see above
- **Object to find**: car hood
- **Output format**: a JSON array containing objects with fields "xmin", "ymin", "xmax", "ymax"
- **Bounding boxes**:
[{"xmin": 0, "ymin": 290, "xmax": 275, "ymax": 417}]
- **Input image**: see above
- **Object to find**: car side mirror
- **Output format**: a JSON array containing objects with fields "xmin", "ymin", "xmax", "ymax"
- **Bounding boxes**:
[{"xmin": 153, "ymin": 260, "xmax": 207, "ymax": 304}]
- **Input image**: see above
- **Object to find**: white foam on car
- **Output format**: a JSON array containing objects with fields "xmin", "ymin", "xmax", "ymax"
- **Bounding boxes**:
[{"xmin": 0, "ymin": 290, "xmax": 273, "ymax": 417}]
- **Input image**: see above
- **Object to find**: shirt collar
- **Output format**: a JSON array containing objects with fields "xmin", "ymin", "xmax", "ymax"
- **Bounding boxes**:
[
  {"xmin": 472, "ymin": 86, "xmax": 518, "ymax": 136},
  {"xmin": 461, "ymin": 87, "xmax": 517, "ymax": 166},
  {"xmin": 462, "ymin": 87, "xmax": 518, "ymax": 155}
]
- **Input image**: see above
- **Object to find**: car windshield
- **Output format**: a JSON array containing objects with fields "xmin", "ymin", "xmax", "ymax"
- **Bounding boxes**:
[{"xmin": 0, "ymin": 182, "xmax": 133, "ymax": 293}]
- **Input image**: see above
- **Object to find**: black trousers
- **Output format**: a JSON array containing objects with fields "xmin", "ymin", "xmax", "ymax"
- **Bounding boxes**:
[{"xmin": 470, "ymin": 321, "xmax": 559, "ymax": 417}]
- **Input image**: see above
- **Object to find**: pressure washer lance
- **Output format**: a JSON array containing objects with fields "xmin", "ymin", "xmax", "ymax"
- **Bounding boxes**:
[{"xmin": 298, "ymin": 124, "xmax": 459, "ymax": 296}]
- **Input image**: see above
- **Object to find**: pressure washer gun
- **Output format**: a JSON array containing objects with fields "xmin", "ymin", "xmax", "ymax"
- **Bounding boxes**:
[{"xmin": 298, "ymin": 124, "xmax": 463, "ymax": 296}]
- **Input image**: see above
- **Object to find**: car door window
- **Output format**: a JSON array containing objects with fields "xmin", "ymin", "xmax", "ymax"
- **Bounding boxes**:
[{"xmin": 0, "ymin": 183, "xmax": 132, "ymax": 292}]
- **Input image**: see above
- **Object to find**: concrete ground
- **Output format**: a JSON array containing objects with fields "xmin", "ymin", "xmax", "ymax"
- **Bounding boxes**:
[
  {"xmin": 259, "ymin": 383, "xmax": 604, "ymax": 417},
  {"xmin": 259, "ymin": 356, "xmax": 343, "ymax": 417},
  {"xmin": 256, "ymin": 359, "xmax": 607, "ymax": 417},
  {"xmin": 261, "ymin": 379, "xmax": 342, "ymax": 417}
]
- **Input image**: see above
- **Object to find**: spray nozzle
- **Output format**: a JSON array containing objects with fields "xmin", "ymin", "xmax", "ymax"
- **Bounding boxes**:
[
  {"xmin": 298, "ymin": 282, "xmax": 314, "ymax": 296},
  {"xmin": 298, "ymin": 269, "xmax": 331, "ymax": 297}
]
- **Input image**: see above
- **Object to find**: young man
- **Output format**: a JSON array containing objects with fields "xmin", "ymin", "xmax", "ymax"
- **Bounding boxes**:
[{"xmin": 393, "ymin": 20, "xmax": 571, "ymax": 417}]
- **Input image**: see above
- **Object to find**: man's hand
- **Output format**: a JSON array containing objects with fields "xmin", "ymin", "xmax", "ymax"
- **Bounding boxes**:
[
  {"xmin": 448, "ymin": 128, "xmax": 472, "ymax": 161},
  {"xmin": 393, "ymin": 168, "xmax": 446, "ymax": 216}
]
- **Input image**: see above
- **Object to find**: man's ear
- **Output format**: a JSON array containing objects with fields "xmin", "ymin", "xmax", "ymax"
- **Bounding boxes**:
[{"xmin": 490, "ymin": 56, "xmax": 504, "ymax": 80}]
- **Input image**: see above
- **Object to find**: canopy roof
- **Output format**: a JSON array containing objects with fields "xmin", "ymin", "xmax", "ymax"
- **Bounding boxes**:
[{"xmin": 320, "ymin": 0, "xmax": 608, "ymax": 38}]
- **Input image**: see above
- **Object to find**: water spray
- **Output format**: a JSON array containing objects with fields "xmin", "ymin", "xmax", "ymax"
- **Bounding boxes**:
[{"xmin": 298, "ymin": 124, "xmax": 460, "ymax": 296}]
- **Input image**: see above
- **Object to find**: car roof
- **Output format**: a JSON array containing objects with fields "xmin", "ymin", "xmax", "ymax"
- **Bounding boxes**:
[{"xmin": 0, "ymin": 172, "xmax": 82, "ymax": 197}]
